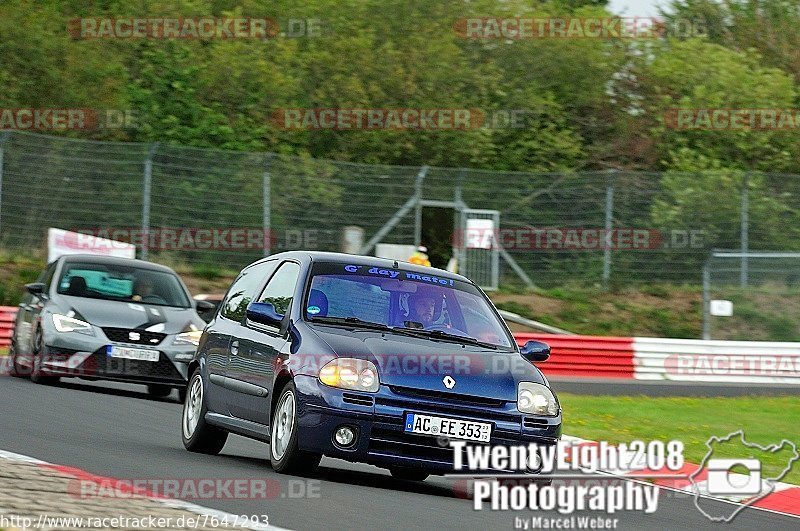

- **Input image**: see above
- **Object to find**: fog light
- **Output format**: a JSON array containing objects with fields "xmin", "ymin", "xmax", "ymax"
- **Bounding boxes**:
[{"xmin": 334, "ymin": 426, "xmax": 356, "ymax": 447}]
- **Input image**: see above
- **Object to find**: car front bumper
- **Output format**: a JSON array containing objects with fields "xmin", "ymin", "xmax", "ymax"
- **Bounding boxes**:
[
  {"xmin": 294, "ymin": 374, "xmax": 561, "ymax": 473},
  {"xmin": 36, "ymin": 329, "xmax": 193, "ymax": 386}
]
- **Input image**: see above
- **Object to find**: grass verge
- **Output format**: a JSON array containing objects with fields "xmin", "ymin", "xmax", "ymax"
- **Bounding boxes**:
[{"xmin": 560, "ymin": 394, "xmax": 800, "ymax": 485}]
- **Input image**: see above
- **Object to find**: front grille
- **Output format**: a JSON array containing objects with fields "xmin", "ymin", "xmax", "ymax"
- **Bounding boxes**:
[
  {"xmin": 368, "ymin": 421, "xmax": 536, "ymax": 468},
  {"xmin": 82, "ymin": 350, "xmax": 183, "ymax": 382},
  {"xmin": 102, "ymin": 327, "xmax": 166, "ymax": 346},
  {"xmin": 523, "ymin": 417, "xmax": 550, "ymax": 429},
  {"xmin": 389, "ymin": 386, "xmax": 506, "ymax": 408},
  {"xmin": 370, "ymin": 426, "xmax": 453, "ymax": 463},
  {"xmin": 375, "ymin": 396, "xmax": 518, "ymax": 423},
  {"xmin": 342, "ymin": 393, "xmax": 374, "ymax": 407}
]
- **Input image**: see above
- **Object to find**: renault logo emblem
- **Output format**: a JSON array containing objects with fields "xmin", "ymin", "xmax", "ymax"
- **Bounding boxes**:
[
  {"xmin": 129, "ymin": 331, "xmax": 141, "ymax": 341},
  {"xmin": 442, "ymin": 375, "xmax": 456, "ymax": 389}
]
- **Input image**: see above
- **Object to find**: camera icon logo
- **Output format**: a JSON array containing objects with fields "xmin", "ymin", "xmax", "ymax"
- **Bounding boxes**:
[{"xmin": 706, "ymin": 458, "xmax": 762, "ymax": 496}]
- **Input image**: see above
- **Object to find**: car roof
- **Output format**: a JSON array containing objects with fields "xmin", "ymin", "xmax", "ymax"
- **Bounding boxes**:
[
  {"xmin": 58, "ymin": 254, "xmax": 179, "ymax": 274},
  {"xmin": 251, "ymin": 251, "xmax": 473, "ymax": 284}
]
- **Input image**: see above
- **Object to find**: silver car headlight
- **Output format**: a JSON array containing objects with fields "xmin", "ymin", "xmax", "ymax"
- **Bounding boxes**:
[
  {"xmin": 517, "ymin": 382, "xmax": 559, "ymax": 416},
  {"xmin": 52, "ymin": 313, "xmax": 94, "ymax": 336},
  {"xmin": 319, "ymin": 358, "xmax": 380, "ymax": 393}
]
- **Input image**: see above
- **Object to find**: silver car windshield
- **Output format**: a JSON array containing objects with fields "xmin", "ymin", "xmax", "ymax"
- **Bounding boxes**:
[{"xmin": 56, "ymin": 262, "xmax": 191, "ymax": 308}]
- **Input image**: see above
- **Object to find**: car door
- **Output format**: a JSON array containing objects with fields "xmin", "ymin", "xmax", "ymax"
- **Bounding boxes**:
[
  {"xmin": 16, "ymin": 261, "xmax": 57, "ymax": 355},
  {"xmin": 226, "ymin": 260, "xmax": 301, "ymax": 425},
  {"xmin": 205, "ymin": 260, "xmax": 278, "ymax": 414}
]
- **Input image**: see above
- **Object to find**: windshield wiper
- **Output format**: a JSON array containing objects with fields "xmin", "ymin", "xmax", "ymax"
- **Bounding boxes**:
[
  {"xmin": 308, "ymin": 316, "xmax": 394, "ymax": 332},
  {"xmin": 309, "ymin": 317, "xmax": 501, "ymax": 349},
  {"xmin": 309, "ymin": 317, "xmax": 453, "ymax": 341},
  {"xmin": 397, "ymin": 328, "xmax": 499, "ymax": 350}
]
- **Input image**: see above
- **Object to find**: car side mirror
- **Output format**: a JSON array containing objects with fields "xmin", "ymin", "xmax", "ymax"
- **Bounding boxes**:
[
  {"xmin": 520, "ymin": 340, "xmax": 550, "ymax": 362},
  {"xmin": 25, "ymin": 282, "xmax": 46, "ymax": 296},
  {"xmin": 246, "ymin": 302, "xmax": 284, "ymax": 327},
  {"xmin": 195, "ymin": 300, "xmax": 215, "ymax": 312}
]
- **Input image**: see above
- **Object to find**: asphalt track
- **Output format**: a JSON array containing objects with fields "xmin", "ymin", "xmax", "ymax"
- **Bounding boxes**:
[{"xmin": 0, "ymin": 376, "xmax": 796, "ymax": 531}]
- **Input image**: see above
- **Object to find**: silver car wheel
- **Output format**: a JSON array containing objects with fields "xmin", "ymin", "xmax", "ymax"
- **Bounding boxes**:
[
  {"xmin": 271, "ymin": 390, "xmax": 295, "ymax": 461},
  {"xmin": 182, "ymin": 375, "xmax": 203, "ymax": 439}
]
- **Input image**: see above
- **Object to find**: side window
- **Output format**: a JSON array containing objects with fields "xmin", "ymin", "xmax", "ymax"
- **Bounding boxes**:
[
  {"xmin": 257, "ymin": 262, "xmax": 301, "ymax": 317},
  {"xmin": 38, "ymin": 262, "xmax": 57, "ymax": 289},
  {"xmin": 220, "ymin": 261, "xmax": 278, "ymax": 322}
]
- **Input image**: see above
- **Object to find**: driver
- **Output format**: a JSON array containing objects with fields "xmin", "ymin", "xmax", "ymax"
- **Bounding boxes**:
[
  {"xmin": 408, "ymin": 291, "xmax": 438, "ymax": 328},
  {"xmin": 132, "ymin": 276, "xmax": 155, "ymax": 302}
]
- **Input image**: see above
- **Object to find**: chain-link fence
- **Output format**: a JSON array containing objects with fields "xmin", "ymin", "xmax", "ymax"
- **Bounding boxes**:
[
  {"xmin": 2, "ymin": 130, "xmax": 800, "ymax": 289},
  {"xmin": 704, "ymin": 251, "xmax": 800, "ymax": 341}
]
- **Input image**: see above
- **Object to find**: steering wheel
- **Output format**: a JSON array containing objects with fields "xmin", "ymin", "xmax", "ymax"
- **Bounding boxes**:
[
  {"xmin": 141, "ymin": 294, "xmax": 167, "ymax": 304},
  {"xmin": 427, "ymin": 323, "xmax": 466, "ymax": 335}
]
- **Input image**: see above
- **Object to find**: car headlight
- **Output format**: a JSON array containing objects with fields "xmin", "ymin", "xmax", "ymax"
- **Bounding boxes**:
[
  {"xmin": 174, "ymin": 330, "xmax": 203, "ymax": 346},
  {"xmin": 52, "ymin": 314, "xmax": 94, "ymax": 335},
  {"xmin": 319, "ymin": 358, "xmax": 380, "ymax": 393},
  {"xmin": 517, "ymin": 382, "xmax": 559, "ymax": 416}
]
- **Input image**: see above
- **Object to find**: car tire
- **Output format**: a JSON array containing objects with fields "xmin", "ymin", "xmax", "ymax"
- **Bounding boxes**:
[
  {"xmin": 182, "ymin": 369, "xmax": 228, "ymax": 455},
  {"xmin": 389, "ymin": 467, "xmax": 429, "ymax": 481},
  {"xmin": 147, "ymin": 384, "xmax": 172, "ymax": 398},
  {"xmin": 269, "ymin": 382, "xmax": 321, "ymax": 475},
  {"xmin": 30, "ymin": 330, "xmax": 58, "ymax": 385}
]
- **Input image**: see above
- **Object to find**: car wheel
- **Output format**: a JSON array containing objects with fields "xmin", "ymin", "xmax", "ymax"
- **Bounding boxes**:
[
  {"xmin": 147, "ymin": 384, "xmax": 172, "ymax": 398},
  {"xmin": 182, "ymin": 369, "xmax": 228, "ymax": 454},
  {"xmin": 389, "ymin": 467, "xmax": 429, "ymax": 481},
  {"xmin": 30, "ymin": 330, "xmax": 58, "ymax": 385},
  {"xmin": 269, "ymin": 382, "xmax": 321, "ymax": 475}
]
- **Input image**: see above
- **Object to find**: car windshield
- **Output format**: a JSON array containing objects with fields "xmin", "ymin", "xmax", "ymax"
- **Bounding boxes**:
[
  {"xmin": 304, "ymin": 262, "xmax": 513, "ymax": 349},
  {"xmin": 56, "ymin": 262, "xmax": 191, "ymax": 308}
]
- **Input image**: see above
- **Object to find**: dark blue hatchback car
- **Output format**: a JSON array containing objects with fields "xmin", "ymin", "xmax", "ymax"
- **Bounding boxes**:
[{"xmin": 182, "ymin": 251, "xmax": 561, "ymax": 480}]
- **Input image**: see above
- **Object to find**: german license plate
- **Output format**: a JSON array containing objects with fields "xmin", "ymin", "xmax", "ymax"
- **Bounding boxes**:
[
  {"xmin": 106, "ymin": 345, "xmax": 159, "ymax": 362},
  {"xmin": 404, "ymin": 413, "xmax": 491, "ymax": 442}
]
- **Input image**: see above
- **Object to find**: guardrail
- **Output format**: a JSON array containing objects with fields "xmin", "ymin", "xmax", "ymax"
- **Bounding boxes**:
[
  {"xmin": 633, "ymin": 337, "xmax": 800, "ymax": 385},
  {"xmin": 1, "ymin": 309, "xmax": 795, "ymax": 385},
  {"xmin": 0, "ymin": 306, "xmax": 17, "ymax": 351},
  {"xmin": 514, "ymin": 333, "xmax": 800, "ymax": 385},
  {"xmin": 513, "ymin": 333, "xmax": 634, "ymax": 378}
]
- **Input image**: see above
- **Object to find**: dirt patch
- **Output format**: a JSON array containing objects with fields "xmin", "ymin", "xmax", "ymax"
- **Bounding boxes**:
[{"xmin": 492, "ymin": 293, "xmax": 565, "ymax": 316}]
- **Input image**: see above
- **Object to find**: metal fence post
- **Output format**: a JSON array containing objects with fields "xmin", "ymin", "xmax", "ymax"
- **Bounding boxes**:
[
  {"xmin": 702, "ymin": 262, "xmax": 711, "ymax": 340},
  {"xmin": 454, "ymin": 169, "xmax": 465, "ymax": 270},
  {"xmin": 740, "ymin": 172, "xmax": 749, "ymax": 287},
  {"xmin": 0, "ymin": 132, "xmax": 8, "ymax": 242},
  {"xmin": 602, "ymin": 175, "xmax": 615, "ymax": 290},
  {"xmin": 360, "ymin": 166, "xmax": 428, "ymax": 256},
  {"xmin": 141, "ymin": 142, "xmax": 159, "ymax": 261},
  {"xmin": 263, "ymin": 155, "xmax": 273, "ymax": 257},
  {"xmin": 414, "ymin": 166, "xmax": 425, "ymax": 247}
]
